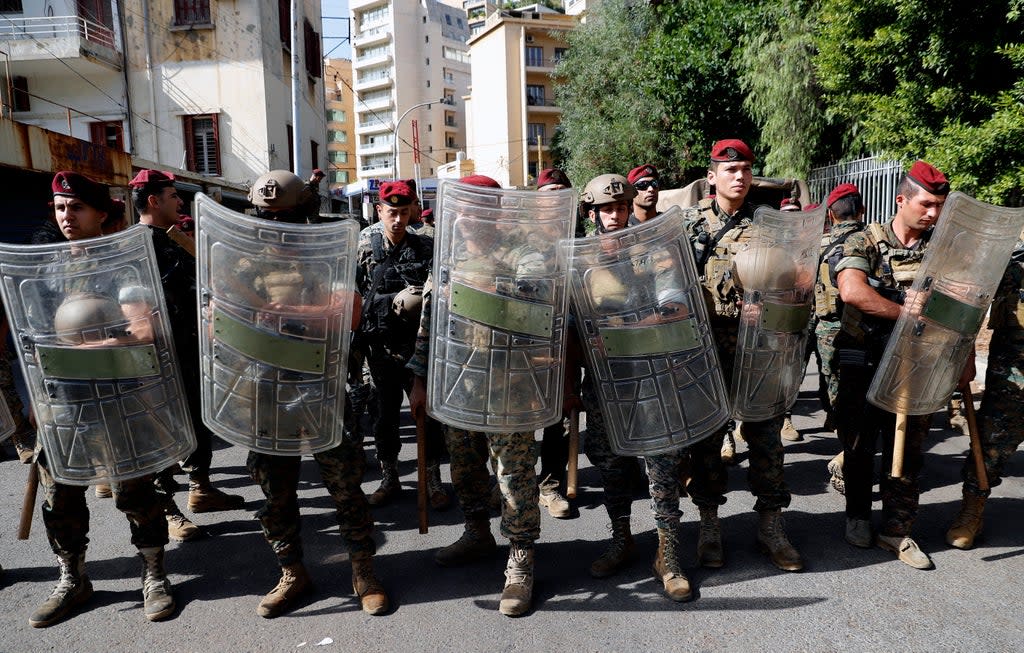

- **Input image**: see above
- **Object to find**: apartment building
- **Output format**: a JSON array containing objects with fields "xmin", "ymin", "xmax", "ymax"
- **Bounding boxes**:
[{"xmin": 324, "ymin": 58, "xmax": 357, "ymax": 198}]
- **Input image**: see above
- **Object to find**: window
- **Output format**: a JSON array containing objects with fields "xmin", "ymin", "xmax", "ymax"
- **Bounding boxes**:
[
  {"xmin": 425, "ymin": 57, "xmax": 430, "ymax": 66},
  {"xmin": 528, "ymin": 123, "xmax": 546, "ymax": 146},
  {"xmin": 286, "ymin": 125, "xmax": 294, "ymax": 170},
  {"xmin": 89, "ymin": 121, "xmax": 124, "ymax": 151},
  {"xmin": 332, "ymin": 170, "xmax": 349, "ymax": 184},
  {"xmin": 442, "ymin": 46, "xmax": 469, "ymax": 64},
  {"xmin": 528, "ymin": 161, "xmax": 538, "ymax": 179},
  {"xmin": 445, "ymin": 14, "xmax": 451, "ymax": 25},
  {"xmin": 278, "ymin": 0, "xmax": 289, "ymax": 43},
  {"xmin": 330, "ymin": 151, "xmax": 349, "ymax": 164},
  {"xmin": 328, "ymin": 130, "xmax": 347, "ymax": 143},
  {"xmin": 304, "ymin": 19, "xmax": 322, "ymax": 78},
  {"xmin": 327, "ymin": 109, "xmax": 346, "ymax": 122},
  {"xmin": 360, "ymin": 6, "xmax": 389, "ymax": 26},
  {"xmin": 310, "ymin": 141, "xmax": 319, "ymax": 172},
  {"xmin": 526, "ymin": 46, "xmax": 543, "ymax": 67},
  {"xmin": 0, "ymin": 1, "xmax": 24, "ymax": 12},
  {"xmin": 11, "ymin": 76, "xmax": 29, "ymax": 112},
  {"xmin": 526, "ymin": 84, "xmax": 545, "ymax": 106},
  {"xmin": 554, "ymin": 48, "xmax": 568, "ymax": 63},
  {"xmin": 425, "ymin": 35, "xmax": 429, "ymax": 43},
  {"xmin": 173, "ymin": 0, "xmax": 211, "ymax": 26},
  {"xmin": 183, "ymin": 114, "xmax": 220, "ymax": 175}
]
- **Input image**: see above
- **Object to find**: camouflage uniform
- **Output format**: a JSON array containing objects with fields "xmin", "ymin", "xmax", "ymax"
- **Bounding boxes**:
[
  {"xmin": 815, "ymin": 220, "xmax": 865, "ymax": 409},
  {"xmin": 961, "ymin": 240, "xmax": 1024, "ymax": 497},
  {"xmin": 680, "ymin": 198, "xmax": 789, "ymax": 513},
  {"xmin": 832, "ymin": 219, "xmax": 932, "ymax": 536}
]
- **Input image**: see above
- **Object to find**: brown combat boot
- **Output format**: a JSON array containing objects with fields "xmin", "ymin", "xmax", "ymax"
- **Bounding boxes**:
[
  {"xmin": 720, "ymin": 430, "xmax": 737, "ymax": 465},
  {"xmin": 426, "ymin": 462, "xmax": 451, "ymax": 511},
  {"xmin": 257, "ymin": 563, "xmax": 312, "ymax": 618},
  {"xmin": 165, "ymin": 502, "xmax": 202, "ymax": 542},
  {"xmin": 351, "ymin": 553, "xmax": 389, "ymax": 616},
  {"xmin": 697, "ymin": 506, "xmax": 724, "ymax": 568},
  {"xmin": 589, "ymin": 517, "xmax": 633, "ymax": 578},
  {"xmin": 434, "ymin": 518, "xmax": 497, "ymax": 566},
  {"xmin": 757, "ymin": 510, "xmax": 803, "ymax": 572},
  {"xmin": 187, "ymin": 474, "xmax": 245, "ymax": 513},
  {"xmin": 946, "ymin": 492, "xmax": 986, "ymax": 550},
  {"xmin": 94, "ymin": 483, "xmax": 112, "ymax": 499},
  {"xmin": 780, "ymin": 416, "xmax": 802, "ymax": 442},
  {"xmin": 653, "ymin": 527, "xmax": 692, "ymax": 602},
  {"xmin": 368, "ymin": 461, "xmax": 401, "ymax": 507},
  {"xmin": 139, "ymin": 547, "xmax": 175, "ymax": 621},
  {"xmin": 498, "ymin": 542, "xmax": 534, "ymax": 617},
  {"xmin": 29, "ymin": 552, "xmax": 93, "ymax": 628},
  {"xmin": 827, "ymin": 452, "xmax": 846, "ymax": 495}
]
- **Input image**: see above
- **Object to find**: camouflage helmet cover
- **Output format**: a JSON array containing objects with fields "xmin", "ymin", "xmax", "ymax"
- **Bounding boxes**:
[{"xmin": 580, "ymin": 174, "xmax": 637, "ymax": 206}]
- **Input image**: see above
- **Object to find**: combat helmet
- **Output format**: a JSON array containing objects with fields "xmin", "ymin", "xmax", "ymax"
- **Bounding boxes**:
[
  {"xmin": 581, "ymin": 174, "xmax": 636, "ymax": 206},
  {"xmin": 249, "ymin": 170, "xmax": 309, "ymax": 210}
]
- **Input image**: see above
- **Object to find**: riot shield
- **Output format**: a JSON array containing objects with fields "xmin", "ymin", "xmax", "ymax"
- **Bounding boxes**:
[
  {"xmin": 731, "ymin": 205, "xmax": 825, "ymax": 421},
  {"xmin": 0, "ymin": 396, "xmax": 15, "ymax": 443},
  {"xmin": 565, "ymin": 208, "xmax": 729, "ymax": 456},
  {"xmin": 195, "ymin": 193, "xmax": 358, "ymax": 454},
  {"xmin": 868, "ymin": 193, "xmax": 1024, "ymax": 415},
  {"xmin": 427, "ymin": 180, "xmax": 575, "ymax": 432},
  {"xmin": 0, "ymin": 226, "xmax": 196, "ymax": 484}
]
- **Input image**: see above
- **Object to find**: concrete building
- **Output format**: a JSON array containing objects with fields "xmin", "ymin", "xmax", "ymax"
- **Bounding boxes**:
[
  {"xmin": 349, "ymin": 0, "xmax": 470, "ymax": 187},
  {"xmin": 324, "ymin": 58, "xmax": 357, "ymax": 199},
  {"xmin": 464, "ymin": 5, "xmax": 575, "ymax": 188}
]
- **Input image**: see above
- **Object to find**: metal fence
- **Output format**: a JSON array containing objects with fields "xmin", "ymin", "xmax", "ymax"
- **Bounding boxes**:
[{"xmin": 808, "ymin": 156, "xmax": 903, "ymax": 224}]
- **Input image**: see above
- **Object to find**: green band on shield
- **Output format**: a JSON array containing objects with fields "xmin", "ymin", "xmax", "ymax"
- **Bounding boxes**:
[
  {"xmin": 921, "ymin": 290, "xmax": 986, "ymax": 334},
  {"xmin": 449, "ymin": 280, "xmax": 553, "ymax": 338},
  {"xmin": 214, "ymin": 308, "xmax": 326, "ymax": 374},
  {"xmin": 601, "ymin": 318, "xmax": 700, "ymax": 357},
  {"xmin": 760, "ymin": 301, "xmax": 813, "ymax": 333},
  {"xmin": 37, "ymin": 344, "xmax": 160, "ymax": 379}
]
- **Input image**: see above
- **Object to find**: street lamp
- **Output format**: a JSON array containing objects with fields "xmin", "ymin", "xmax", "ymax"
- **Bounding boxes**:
[{"xmin": 392, "ymin": 96, "xmax": 448, "ymax": 180}]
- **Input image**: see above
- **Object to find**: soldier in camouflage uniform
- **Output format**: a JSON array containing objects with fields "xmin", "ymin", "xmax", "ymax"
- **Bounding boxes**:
[
  {"xmin": 129, "ymin": 170, "xmax": 245, "ymax": 544},
  {"xmin": 242, "ymin": 170, "xmax": 388, "ymax": 617},
  {"xmin": 946, "ymin": 234, "xmax": 1024, "ymax": 550},
  {"xmin": 29, "ymin": 171, "xmax": 175, "ymax": 628},
  {"xmin": 565, "ymin": 173, "xmax": 693, "ymax": 601},
  {"xmin": 678, "ymin": 140, "xmax": 803, "ymax": 573},
  {"xmin": 408, "ymin": 174, "xmax": 543, "ymax": 617},
  {"xmin": 831, "ymin": 161, "xmax": 950, "ymax": 569},
  {"xmin": 815, "ymin": 184, "xmax": 866, "ymax": 494}
]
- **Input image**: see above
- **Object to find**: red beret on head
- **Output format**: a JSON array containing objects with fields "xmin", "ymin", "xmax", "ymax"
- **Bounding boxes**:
[
  {"xmin": 826, "ymin": 183, "xmax": 860, "ymax": 207},
  {"xmin": 379, "ymin": 180, "xmax": 414, "ymax": 207},
  {"xmin": 459, "ymin": 175, "xmax": 501, "ymax": 189},
  {"xmin": 421, "ymin": 208, "xmax": 433, "ymax": 220},
  {"xmin": 627, "ymin": 164, "xmax": 658, "ymax": 185},
  {"xmin": 128, "ymin": 169, "xmax": 175, "ymax": 189},
  {"xmin": 401, "ymin": 178, "xmax": 419, "ymax": 197},
  {"xmin": 312, "ymin": 168, "xmax": 324, "ymax": 176},
  {"xmin": 710, "ymin": 139, "xmax": 755, "ymax": 163},
  {"xmin": 803, "ymin": 203, "xmax": 820, "ymax": 212},
  {"xmin": 537, "ymin": 168, "xmax": 571, "ymax": 188},
  {"xmin": 51, "ymin": 171, "xmax": 111, "ymax": 211},
  {"xmin": 906, "ymin": 160, "xmax": 950, "ymax": 195}
]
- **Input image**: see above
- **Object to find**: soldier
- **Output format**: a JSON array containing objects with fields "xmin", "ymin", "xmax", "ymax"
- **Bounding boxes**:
[
  {"xmin": 28, "ymin": 171, "xmax": 176, "ymax": 627},
  {"xmin": 831, "ymin": 161, "xmax": 950, "ymax": 568},
  {"xmin": 627, "ymin": 164, "xmax": 660, "ymax": 225},
  {"xmin": 129, "ymin": 170, "xmax": 246, "ymax": 543},
  {"xmin": 816, "ymin": 184, "xmax": 866, "ymax": 494},
  {"xmin": 355, "ymin": 181, "xmax": 447, "ymax": 509},
  {"xmin": 681, "ymin": 140, "xmax": 804, "ymax": 572},
  {"xmin": 408, "ymin": 174, "xmax": 546, "ymax": 616},
  {"xmin": 239, "ymin": 170, "xmax": 389, "ymax": 617},
  {"xmin": 946, "ymin": 234, "xmax": 1024, "ymax": 549}
]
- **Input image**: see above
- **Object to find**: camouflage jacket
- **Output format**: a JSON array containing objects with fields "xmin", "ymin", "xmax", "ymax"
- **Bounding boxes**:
[
  {"xmin": 815, "ymin": 219, "xmax": 864, "ymax": 321},
  {"xmin": 679, "ymin": 197, "xmax": 757, "ymax": 320},
  {"xmin": 988, "ymin": 236, "xmax": 1024, "ymax": 332}
]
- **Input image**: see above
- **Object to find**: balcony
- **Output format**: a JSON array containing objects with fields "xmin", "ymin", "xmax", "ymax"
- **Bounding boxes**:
[
  {"xmin": 357, "ymin": 51, "xmax": 392, "ymax": 68},
  {"xmin": 0, "ymin": 15, "xmax": 122, "ymax": 73},
  {"xmin": 358, "ymin": 140, "xmax": 393, "ymax": 156},
  {"xmin": 360, "ymin": 162, "xmax": 395, "ymax": 178},
  {"xmin": 353, "ymin": 24, "xmax": 391, "ymax": 48},
  {"xmin": 354, "ymin": 71, "xmax": 393, "ymax": 92},
  {"xmin": 359, "ymin": 94, "xmax": 394, "ymax": 112},
  {"xmin": 355, "ymin": 119, "xmax": 392, "ymax": 136},
  {"xmin": 526, "ymin": 96, "xmax": 559, "ymax": 114}
]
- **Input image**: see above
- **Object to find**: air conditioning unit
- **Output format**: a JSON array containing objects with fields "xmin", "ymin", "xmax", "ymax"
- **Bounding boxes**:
[{"xmin": 525, "ymin": 34, "xmax": 534, "ymax": 43}]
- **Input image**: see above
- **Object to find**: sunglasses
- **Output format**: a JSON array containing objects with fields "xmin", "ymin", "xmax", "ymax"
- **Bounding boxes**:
[{"xmin": 634, "ymin": 179, "xmax": 659, "ymax": 190}]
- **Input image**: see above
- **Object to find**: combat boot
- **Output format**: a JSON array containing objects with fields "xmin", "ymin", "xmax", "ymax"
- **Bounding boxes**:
[
  {"xmin": 138, "ymin": 547, "xmax": 175, "ymax": 621},
  {"xmin": 757, "ymin": 510, "xmax": 803, "ymax": 572},
  {"xmin": 29, "ymin": 552, "xmax": 93, "ymax": 628},
  {"xmin": 498, "ymin": 542, "xmax": 534, "ymax": 617},
  {"xmin": 426, "ymin": 462, "xmax": 451, "ymax": 511},
  {"xmin": 780, "ymin": 415, "xmax": 802, "ymax": 442},
  {"xmin": 589, "ymin": 517, "xmax": 633, "ymax": 578},
  {"xmin": 827, "ymin": 452, "xmax": 845, "ymax": 495},
  {"xmin": 434, "ymin": 518, "xmax": 497, "ymax": 566},
  {"xmin": 94, "ymin": 483, "xmax": 112, "ymax": 498},
  {"xmin": 946, "ymin": 492, "xmax": 986, "ymax": 550},
  {"xmin": 257, "ymin": 563, "xmax": 312, "ymax": 618},
  {"xmin": 720, "ymin": 430, "xmax": 736, "ymax": 465},
  {"xmin": 697, "ymin": 506, "xmax": 724, "ymax": 568},
  {"xmin": 539, "ymin": 481, "xmax": 571, "ymax": 519},
  {"xmin": 165, "ymin": 503, "xmax": 201, "ymax": 542},
  {"xmin": 653, "ymin": 527, "xmax": 692, "ymax": 602},
  {"xmin": 351, "ymin": 553, "xmax": 389, "ymax": 615},
  {"xmin": 368, "ymin": 460, "xmax": 401, "ymax": 507},
  {"xmin": 187, "ymin": 473, "xmax": 245, "ymax": 513}
]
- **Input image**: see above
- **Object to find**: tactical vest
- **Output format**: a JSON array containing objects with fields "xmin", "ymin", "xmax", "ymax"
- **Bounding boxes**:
[
  {"xmin": 692, "ymin": 198, "xmax": 752, "ymax": 320},
  {"xmin": 814, "ymin": 221, "xmax": 863, "ymax": 321},
  {"xmin": 360, "ymin": 229, "xmax": 432, "ymax": 347},
  {"xmin": 987, "ymin": 244, "xmax": 1024, "ymax": 331}
]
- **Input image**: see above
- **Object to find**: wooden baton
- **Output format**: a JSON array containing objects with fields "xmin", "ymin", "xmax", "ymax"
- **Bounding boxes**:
[
  {"xmin": 891, "ymin": 411, "xmax": 908, "ymax": 478},
  {"xmin": 566, "ymin": 408, "xmax": 580, "ymax": 499},
  {"xmin": 962, "ymin": 386, "xmax": 990, "ymax": 492},
  {"xmin": 18, "ymin": 462, "xmax": 39, "ymax": 540},
  {"xmin": 415, "ymin": 412, "xmax": 428, "ymax": 534}
]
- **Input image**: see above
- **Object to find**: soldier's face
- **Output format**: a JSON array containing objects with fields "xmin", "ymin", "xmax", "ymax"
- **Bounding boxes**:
[
  {"xmin": 708, "ymin": 161, "xmax": 752, "ymax": 204},
  {"xmin": 376, "ymin": 203, "xmax": 412, "ymax": 242},
  {"xmin": 590, "ymin": 201, "xmax": 630, "ymax": 232},
  {"xmin": 633, "ymin": 177, "xmax": 659, "ymax": 208},
  {"xmin": 151, "ymin": 187, "xmax": 184, "ymax": 225},
  {"xmin": 54, "ymin": 196, "xmax": 106, "ymax": 241},
  {"xmin": 896, "ymin": 188, "xmax": 946, "ymax": 232}
]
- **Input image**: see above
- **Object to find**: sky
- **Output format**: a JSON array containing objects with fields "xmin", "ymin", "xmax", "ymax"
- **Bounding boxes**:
[{"xmin": 322, "ymin": 0, "xmax": 352, "ymax": 60}]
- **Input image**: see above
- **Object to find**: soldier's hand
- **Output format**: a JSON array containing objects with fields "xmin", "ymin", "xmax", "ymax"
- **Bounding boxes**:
[{"xmin": 410, "ymin": 374, "xmax": 427, "ymax": 420}]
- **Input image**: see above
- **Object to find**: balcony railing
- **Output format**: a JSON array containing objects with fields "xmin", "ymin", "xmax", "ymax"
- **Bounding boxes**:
[
  {"xmin": 0, "ymin": 15, "xmax": 116, "ymax": 50},
  {"xmin": 526, "ymin": 97, "xmax": 557, "ymax": 108}
]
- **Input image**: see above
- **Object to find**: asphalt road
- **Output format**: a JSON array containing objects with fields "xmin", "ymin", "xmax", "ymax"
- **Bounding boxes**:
[{"xmin": 0, "ymin": 364, "xmax": 1020, "ymax": 653}]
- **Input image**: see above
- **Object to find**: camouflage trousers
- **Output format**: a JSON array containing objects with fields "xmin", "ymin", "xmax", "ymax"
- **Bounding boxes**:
[
  {"xmin": 963, "ymin": 331, "xmax": 1024, "ymax": 498},
  {"xmin": 580, "ymin": 379, "xmax": 686, "ymax": 528},
  {"xmin": 815, "ymin": 319, "xmax": 841, "ymax": 414},
  {"xmin": 445, "ymin": 427, "xmax": 539, "ymax": 544},
  {"xmin": 366, "ymin": 354, "xmax": 445, "ymax": 464},
  {"xmin": 836, "ymin": 348, "xmax": 931, "ymax": 536},
  {"xmin": 37, "ymin": 449, "xmax": 168, "ymax": 556},
  {"xmin": 246, "ymin": 436, "xmax": 374, "ymax": 567}
]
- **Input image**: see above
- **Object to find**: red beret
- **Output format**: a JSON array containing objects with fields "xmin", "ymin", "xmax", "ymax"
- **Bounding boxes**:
[
  {"xmin": 128, "ymin": 169, "xmax": 175, "ymax": 189},
  {"xmin": 906, "ymin": 160, "xmax": 950, "ymax": 195},
  {"xmin": 51, "ymin": 171, "xmax": 111, "ymax": 211},
  {"xmin": 780, "ymin": 197, "xmax": 801, "ymax": 211},
  {"xmin": 826, "ymin": 183, "xmax": 860, "ymax": 207},
  {"xmin": 459, "ymin": 175, "xmax": 501, "ymax": 188},
  {"xmin": 379, "ymin": 180, "xmax": 414, "ymax": 207},
  {"xmin": 627, "ymin": 164, "xmax": 658, "ymax": 185},
  {"xmin": 803, "ymin": 203, "xmax": 820, "ymax": 212},
  {"xmin": 710, "ymin": 139, "xmax": 755, "ymax": 163},
  {"xmin": 312, "ymin": 168, "xmax": 324, "ymax": 176},
  {"xmin": 421, "ymin": 208, "xmax": 433, "ymax": 220},
  {"xmin": 402, "ymin": 178, "xmax": 418, "ymax": 197},
  {"xmin": 537, "ymin": 168, "xmax": 571, "ymax": 188}
]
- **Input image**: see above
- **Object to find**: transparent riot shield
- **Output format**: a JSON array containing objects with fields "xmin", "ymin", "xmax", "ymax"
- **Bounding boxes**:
[
  {"xmin": 427, "ymin": 180, "xmax": 575, "ymax": 432},
  {"xmin": 0, "ymin": 396, "xmax": 15, "ymax": 443},
  {"xmin": 0, "ymin": 226, "xmax": 196, "ymax": 484},
  {"xmin": 731, "ymin": 205, "xmax": 825, "ymax": 421},
  {"xmin": 565, "ymin": 208, "xmax": 729, "ymax": 456},
  {"xmin": 868, "ymin": 193, "xmax": 1024, "ymax": 415},
  {"xmin": 196, "ymin": 194, "xmax": 358, "ymax": 454}
]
